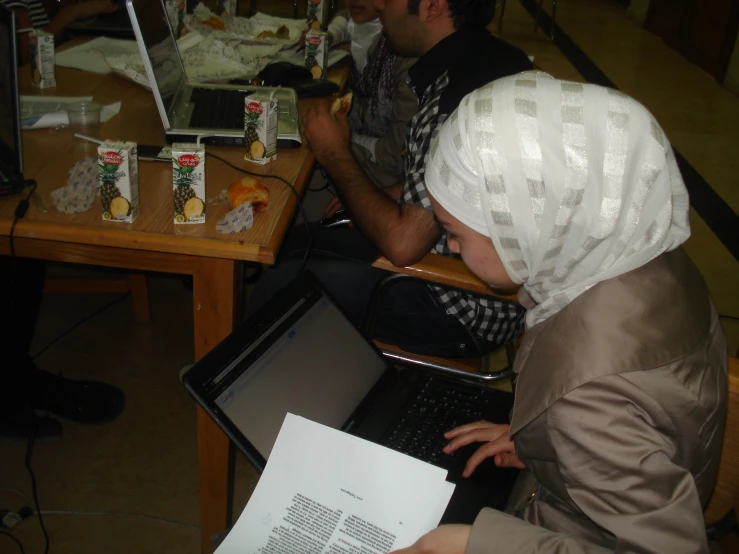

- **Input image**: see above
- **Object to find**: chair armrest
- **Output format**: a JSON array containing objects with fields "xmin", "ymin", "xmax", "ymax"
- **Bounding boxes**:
[{"xmin": 372, "ymin": 253, "xmax": 520, "ymax": 302}]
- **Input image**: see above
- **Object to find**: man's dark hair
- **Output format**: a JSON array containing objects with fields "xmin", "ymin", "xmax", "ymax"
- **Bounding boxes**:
[{"xmin": 407, "ymin": 0, "xmax": 495, "ymax": 29}]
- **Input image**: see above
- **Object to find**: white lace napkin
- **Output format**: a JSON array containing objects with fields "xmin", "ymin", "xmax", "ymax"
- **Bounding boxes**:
[
  {"xmin": 51, "ymin": 158, "xmax": 100, "ymax": 214},
  {"xmin": 216, "ymin": 203, "xmax": 254, "ymax": 234}
]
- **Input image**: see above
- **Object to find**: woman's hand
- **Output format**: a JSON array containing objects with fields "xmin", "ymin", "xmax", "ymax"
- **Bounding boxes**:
[
  {"xmin": 390, "ymin": 525, "xmax": 471, "ymax": 554},
  {"xmin": 444, "ymin": 421, "xmax": 525, "ymax": 478}
]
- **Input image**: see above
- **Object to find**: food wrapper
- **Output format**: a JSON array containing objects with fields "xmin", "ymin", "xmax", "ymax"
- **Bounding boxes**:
[
  {"xmin": 51, "ymin": 158, "xmax": 100, "ymax": 213},
  {"xmin": 216, "ymin": 202, "xmax": 254, "ymax": 234}
]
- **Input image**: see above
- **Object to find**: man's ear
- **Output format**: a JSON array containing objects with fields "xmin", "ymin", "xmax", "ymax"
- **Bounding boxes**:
[{"xmin": 422, "ymin": 0, "xmax": 450, "ymax": 24}]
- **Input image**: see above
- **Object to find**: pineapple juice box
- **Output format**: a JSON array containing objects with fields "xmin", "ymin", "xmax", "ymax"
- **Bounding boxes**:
[
  {"xmin": 306, "ymin": 0, "xmax": 324, "ymax": 30},
  {"xmin": 29, "ymin": 30, "xmax": 55, "ymax": 89},
  {"xmin": 172, "ymin": 143, "xmax": 206, "ymax": 224},
  {"xmin": 305, "ymin": 30, "xmax": 328, "ymax": 80},
  {"xmin": 244, "ymin": 94, "xmax": 277, "ymax": 165},
  {"xmin": 98, "ymin": 141, "xmax": 139, "ymax": 223}
]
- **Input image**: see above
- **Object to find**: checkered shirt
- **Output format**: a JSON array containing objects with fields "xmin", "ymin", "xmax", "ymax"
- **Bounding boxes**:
[{"xmin": 401, "ymin": 71, "xmax": 525, "ymax": 347}]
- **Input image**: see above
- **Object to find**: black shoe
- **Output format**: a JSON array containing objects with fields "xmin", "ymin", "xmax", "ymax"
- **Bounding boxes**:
[
  {"xmin": 0, "ymin": 409, "xmax": 62, "ymax": 441},
  {"xmin": 31, "ymin": 370, "xmax": 125, "ymax": 425}
]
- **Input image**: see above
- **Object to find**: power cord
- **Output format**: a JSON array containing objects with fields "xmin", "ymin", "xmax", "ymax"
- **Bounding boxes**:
[
  {"xmin": 26, "ymin": 416, "xmax": 49, "ymax": 554},
  {"xmin": 39, "ymin": 510, "xmax": 198, "ymax": 530},
  {"xmin": 206, "ymin": 152, "xmax": 314, "ymax": 272},
  {"xmin": 0, "ymin": 531, "xmax": 24, "ymax": 554},
  {"xmin": 9, "ymin": 180, "xmax": 37, "ymax": 259},
  {"xmin": 31, "ymin": 292, "xmax": 131, "ymax": 360}
]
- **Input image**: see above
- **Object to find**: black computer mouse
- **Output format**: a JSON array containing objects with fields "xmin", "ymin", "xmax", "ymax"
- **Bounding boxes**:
[{"xmin": 258, "ymin": 62, "xmax": 313, "ymax": 87}]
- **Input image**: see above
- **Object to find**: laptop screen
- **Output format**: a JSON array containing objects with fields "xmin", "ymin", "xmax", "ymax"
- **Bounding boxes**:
[
  {"xmin": 126, "ymin": 0, "xmax": 183, "ymax": 117},
  {"xmin": 211, "ymin": 289, "xmax": 388, "ymax": 460},
  {"xmin": 0, "ymin": 4, "xmax": 22, "ymax": 174}
]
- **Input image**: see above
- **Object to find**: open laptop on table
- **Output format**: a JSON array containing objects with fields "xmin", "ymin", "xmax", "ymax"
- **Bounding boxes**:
[
  {"xmin": 182, "ymin": 271, "xmax": 519, "ymax": 525},
  {"xmin": 0, "ymin": 3, "xmax": 27, "ymax": 197},
  {"xmin": 126, "ymin": 0, "xmax": 301, "ymax": 148},
  {"xmin": 66, "ymin": 0, "xmax": 134, "ymax": 39}
]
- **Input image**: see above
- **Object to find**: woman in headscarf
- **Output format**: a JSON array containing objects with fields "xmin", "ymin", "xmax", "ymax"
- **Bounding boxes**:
[{"xmin": 392, "ymin": 71, "xmax": 728, "ymax": 553}]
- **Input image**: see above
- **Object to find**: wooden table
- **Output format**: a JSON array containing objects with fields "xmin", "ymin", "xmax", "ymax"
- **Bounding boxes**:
[{"xmin": 3, "ymin": 59, "xmax": 348, "ymax": 552}]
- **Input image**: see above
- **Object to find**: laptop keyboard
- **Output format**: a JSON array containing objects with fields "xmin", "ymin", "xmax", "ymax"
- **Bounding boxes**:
[
  {"xmin": 189, "ymin": 88, "xmax": 250, "ymax": 130},
  {"xmin": 381, "ymin": 376, "xmax": 498, "ymax": 469}
]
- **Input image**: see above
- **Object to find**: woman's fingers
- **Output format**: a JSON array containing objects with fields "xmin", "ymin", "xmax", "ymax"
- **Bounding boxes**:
[
  {"xmin": 444, "ymin": 420, "xmax": 498, "ymax": 439},
  {"xmin": 462, "ymin": 435, "xmax": 516, "ymax": 477},
  {"xmin": 495, "ymin": 452, "xmax": 526, "ymax": 469},
  {"xmin": 443, "ymin": 423, "xmax": 509, "ymax": 454}
]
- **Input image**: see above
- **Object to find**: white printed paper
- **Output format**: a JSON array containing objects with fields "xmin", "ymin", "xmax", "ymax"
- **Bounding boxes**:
[
  {"xmin": 55, "ymin": 37, "xmax": 141, "ymax": 74},
  {"xmin": 216, "ymin": 414, "xmax": 455, "ymax": 554}
]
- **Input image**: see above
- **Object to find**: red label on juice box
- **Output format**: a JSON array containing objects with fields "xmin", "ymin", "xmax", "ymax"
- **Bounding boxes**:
[
  {"xmin": 307, "ymin": 35, "xmax": 321, "ymax": 46},
  {"xmin": 247, "ymin": 102, "xmax": 263, "ymax": 115},
  {"xmin": 101, "ymin": 152, "xmax": 122, "ymax": 165},
  {"xmin": 177, "ymin": 154, "xmax": 199, "ymax": 167}
]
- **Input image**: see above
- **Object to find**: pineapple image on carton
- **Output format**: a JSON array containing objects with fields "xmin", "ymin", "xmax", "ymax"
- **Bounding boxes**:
[
  {"xmin": 305, "ymin": 30, "xmax": 328, "ymax": 80},
  {"xmin": 306, "ymin": 0, "xmax": 324, "ymax": 30},
  {"xmin": 244, "ymin": 94, "xmax": 277, "ymax": 165},
  {"xmin": 98, "ymin": 142, "xmax": 139, "ymax": 223},
  {"xmin": 172, "ymin": 143, "xmax": 206, "ymax": 224}
]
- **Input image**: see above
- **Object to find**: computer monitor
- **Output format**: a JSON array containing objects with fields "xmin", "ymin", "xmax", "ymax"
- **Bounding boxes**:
[{"xmin": 0, "ymin": 3, "xmax": 23, "ymax": 175}]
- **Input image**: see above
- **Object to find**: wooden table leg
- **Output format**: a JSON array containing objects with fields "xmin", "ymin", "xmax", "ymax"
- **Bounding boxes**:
[{"xmin": 193, "ymin": 257, "xmax": 243, "ymax": 553}]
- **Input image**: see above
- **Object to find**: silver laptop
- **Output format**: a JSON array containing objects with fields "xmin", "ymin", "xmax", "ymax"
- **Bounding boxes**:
[{"xmin": 125, "ymin": 0, "xmax": 301, "ymax": 147}]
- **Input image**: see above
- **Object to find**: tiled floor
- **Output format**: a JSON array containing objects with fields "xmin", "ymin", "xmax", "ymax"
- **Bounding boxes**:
[{"xmin": 1, "ymin": 1, "xmax": 737, "ymax": 552}]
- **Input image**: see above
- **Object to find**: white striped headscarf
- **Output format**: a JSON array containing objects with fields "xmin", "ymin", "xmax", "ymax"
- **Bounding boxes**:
[{"xmin": 425, "ymin": 71, "xmax": 690, "ymax": 328}]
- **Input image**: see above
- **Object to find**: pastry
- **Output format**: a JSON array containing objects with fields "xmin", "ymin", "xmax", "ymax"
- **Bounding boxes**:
[{"xmin": 227, "ymin": 176, "xmax": 270, "ymax": 211}]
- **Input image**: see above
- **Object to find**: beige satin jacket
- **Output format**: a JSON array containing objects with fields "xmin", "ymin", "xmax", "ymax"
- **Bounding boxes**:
[{"xmin": 466, "ymin": 249, "xmax": 728, "ymax": 553}]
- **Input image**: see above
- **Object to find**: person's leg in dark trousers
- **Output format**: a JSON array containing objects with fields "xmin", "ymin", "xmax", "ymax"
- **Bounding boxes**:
[
  {"xmin": 0, "ymin": 256, "xmax": 125, "ymax": 439},
  {"xmin": 248, "ymin": 224, "xmax": 512, "ymax": 357},
  {"xmin": 247, "ymin": 223, "xmax": 388, "ymax": 329}
]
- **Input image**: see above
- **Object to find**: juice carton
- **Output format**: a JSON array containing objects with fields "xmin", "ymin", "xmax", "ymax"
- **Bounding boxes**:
[
  {"xmin": 305, "ymin": 30, "xmax": 328, "ymax": 80},
  {"xmin": 99, "ymin": 141, "xmax": 139, "ymax": 223},
  {"xmin": 29, "ymin": 30, "xmax": 55, "ymax": 89},
  {"xmin": 306, "ymin": 0, "xmax": 324, "ymax": 30},
  {"xmin": 172, "ymin": 143, "xmax": 206, "ymax": 224},
  {"xmin": 244, "ymin": 94, "xmax": 277, "ymax": 165}
]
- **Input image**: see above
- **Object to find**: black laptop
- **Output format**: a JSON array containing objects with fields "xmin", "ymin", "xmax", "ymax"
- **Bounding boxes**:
[
  {"xmin": 182, "ymin": 271, "xmax": 519, "ymax": 524},
  {"xmin": 0, "ymin": 3, "xmax": 26, "ymax": 197}
]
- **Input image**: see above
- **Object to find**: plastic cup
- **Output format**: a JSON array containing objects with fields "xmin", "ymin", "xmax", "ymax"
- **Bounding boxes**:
[{"xmin": 66, "ymin": 101, "xmax": 102, "ymax": 137}]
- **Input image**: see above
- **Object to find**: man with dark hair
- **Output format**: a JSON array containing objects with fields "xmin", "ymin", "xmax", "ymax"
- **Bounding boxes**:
[{"xmin": 252, "ymin": 0, "xmax": 532, "ymax": 358}]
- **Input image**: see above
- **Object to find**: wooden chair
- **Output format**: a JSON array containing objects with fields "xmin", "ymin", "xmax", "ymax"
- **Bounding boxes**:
[
  {"xmin": 44, "ymin": 272, "xmax": 151, "ymax": 322},
  {"xmin": 365, "ymin": 253, "xmax": 520, "ymax": 383},
  {"xmin": 704, "ymin": 355, "xmax": 739, "ymax": 541}
]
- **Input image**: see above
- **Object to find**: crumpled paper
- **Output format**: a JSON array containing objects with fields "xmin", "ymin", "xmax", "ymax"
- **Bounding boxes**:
[
  {"xmin": 216, "ymin": 203, "xmax": 254, "ymax": 234},
  {"xmin": 51, "ymin": 158, "xmax": 100, "ymax": 214}
]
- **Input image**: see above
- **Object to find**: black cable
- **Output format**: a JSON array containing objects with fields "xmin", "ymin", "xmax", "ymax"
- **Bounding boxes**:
[
  {"xmin": 25, "ymin": 417, "xmax": 48, "ymax": 554},
  {"xmin": 32, "ymin": 292, "xmax": 131, "ymax": 360},
  {"xmin": 9, "ymin": 180, "xmax": 37, "ymax": 259},
  {"xmin": 0, "ymin": 531, "xmax": 25, "ymax": 554},
  {"xmin": 206, "ymin": 152, "xmax": 314, "ymax": 272},
  {"xmin": 719, "ymin": 314, "xmax": 739, "ymax": 322}
]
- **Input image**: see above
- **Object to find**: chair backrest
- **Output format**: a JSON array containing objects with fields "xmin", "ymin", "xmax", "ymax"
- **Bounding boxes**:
[{"xmin": 704, "ymin": 355, "xmax": 739, "ymax": 523}]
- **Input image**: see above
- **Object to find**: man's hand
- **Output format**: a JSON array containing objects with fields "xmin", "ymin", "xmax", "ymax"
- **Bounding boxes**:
[
  {"xmin": 390, "ymin": 525, "xmax": 471, "ymax": 554},
  {"xmin": 324, "ymin": 196, "xmax": 343, "ymax": 217},
  {"xmin": 444, "ymin": 422, "xmax": 525, "ymax": 478},
  {"xmin": 304, "ymin": 102, "xmax": 351, "ymax": 163}
]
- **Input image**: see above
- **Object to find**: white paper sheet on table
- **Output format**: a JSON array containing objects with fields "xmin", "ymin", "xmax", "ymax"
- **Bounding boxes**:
[
  {"xmin": 20, "ymin": 96, "xmax": 122, "ymax": 129},
  {"xmin": 55, "ymin": 37, "xmax": 141, "ymax": 74},
  {"xmin": 215, "ymin": 414, "xmax": 455, "ymax": 554}
]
